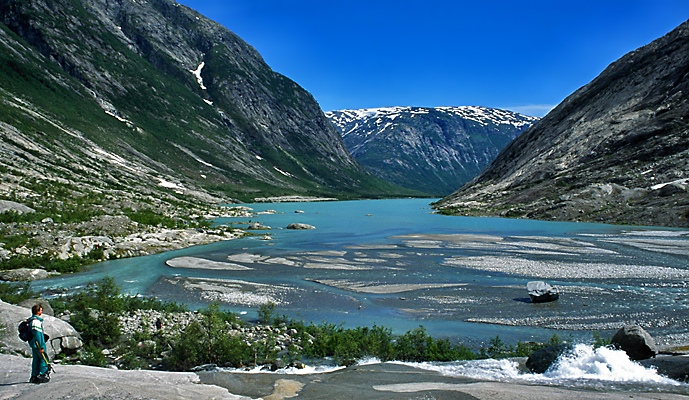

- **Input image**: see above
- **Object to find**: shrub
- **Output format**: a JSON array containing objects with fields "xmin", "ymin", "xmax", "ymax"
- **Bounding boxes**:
[
  {"xmin": 164, "ymin": 303, "xmax": 251, "ymax": 371},
  {"xmin": 68, "ymin": 277, "xmax": 125, "ymax": 347},
  {"xmin": 0, "ymin": 282, "xmax": 36, "ymax": 304},
  {"xmin": 80, "ymin": 343, "xmax": 107, "ymax": 367}
]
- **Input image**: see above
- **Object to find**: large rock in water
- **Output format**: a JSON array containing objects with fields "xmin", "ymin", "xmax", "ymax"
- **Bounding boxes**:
[
  {"xmin": 527, "ymin": 281, "xmax": 559, "ymax": 303},
  {"xmin": 611, "ymin": 325, "xmax": 657, "ymax": 360},
  {"xmin": 286, "ymin": 223, "xmax": 316, "ymax": 230},
  {"xmin": 0, "ymin": 300, "xmax": 82, "ymax": 358}
]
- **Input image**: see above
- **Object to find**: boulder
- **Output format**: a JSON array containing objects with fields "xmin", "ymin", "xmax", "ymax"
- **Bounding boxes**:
[
  {"xmin": 611, "ymin": 325, "xmax": 657, "ymax": 360},
  {"xmin": 0, "ymin": 268, "xmax": 49, "ymax": 282},
  {"xmin": 525, "ymin": 343, "xmax": 571, "ymax": 373},
  {"xmin": 286, "ymin": 223, "xmax": 316, "ymax": 230},
  {"xmin": 527, "ymin": 281, "xmax": 559, "ymax": 303},
  {"xmin": 18, "ymin": 298, "xmax": 54, "ymax": 316},
  {"xmin": 0, "ymin": 300, "xmax": 82, "ymax": 358}
]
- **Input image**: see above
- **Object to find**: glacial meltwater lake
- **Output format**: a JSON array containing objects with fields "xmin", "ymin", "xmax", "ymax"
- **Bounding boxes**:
[{"xmin": 33, "ymin": 198, "xmax": 689, "ymax": 348}]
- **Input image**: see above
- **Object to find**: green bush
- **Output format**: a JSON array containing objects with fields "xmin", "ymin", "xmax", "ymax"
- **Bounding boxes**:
[
  {"xmin": 80, "ymin": 343, "xmax": 107, "ymax": 367},
  {"xmin": 0, "ymin": 282, "xmax": 36, "ymax": 304},
  {"xmin": 0, "ymin": 254, "xmax": 88, "ymax": 274},
  {"xmin": 115, "ymin": 330, "xmax": 172, "ymax": 370},
  {"xmin": 164, "ymin": 303, "xmax": 251, "ymax": 371},
  {"xmin": 391, "ymin": 326, "xmax": 476, "ymax": 362},
  {"xmin": 124, "ymin": 208, "xmax": 186, "ymax": 229}
]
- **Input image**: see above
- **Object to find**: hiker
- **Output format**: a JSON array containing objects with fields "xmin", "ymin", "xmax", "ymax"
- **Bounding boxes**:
[{"xmin": 29, "ymin": 304, "xmax": 50, "ymax": 384}]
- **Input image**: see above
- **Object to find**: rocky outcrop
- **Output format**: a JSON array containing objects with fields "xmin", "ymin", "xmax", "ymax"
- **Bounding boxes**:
[
  {"xmin": 611, "ymin": 325, "xmax": 657, "ymax": 360},
  {"xmin": 0, "ymin": 201, "xmax": 34, "ymax": 214},
  {"xmin": 328, "ymin": 106, "xmax": 538, "ymax": 196},
  {"xmin": 0, "ymin": 300, "xmax": 82, "ymax": 358},
  {"xmin": 435, "ymin": 20, "xmax": 689, "ymax": 228},
  {"xmin": 0, "ymin": 268, "xmax": 50, "ymax": 281}
]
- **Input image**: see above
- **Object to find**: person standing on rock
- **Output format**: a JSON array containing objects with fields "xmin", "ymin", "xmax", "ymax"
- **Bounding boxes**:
[{"xmin": 29, "ymin": 304, "xmax": 50, "ymax": 384}]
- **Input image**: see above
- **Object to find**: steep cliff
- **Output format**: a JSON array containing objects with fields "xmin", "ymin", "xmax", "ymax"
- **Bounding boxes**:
[
  {"xmin": 0, "ymin": 0, "xmax": 407, "ymax": 208},
  {"xmin": 434, "ymin": 20, "xmax": 689, "ymax": 227}
]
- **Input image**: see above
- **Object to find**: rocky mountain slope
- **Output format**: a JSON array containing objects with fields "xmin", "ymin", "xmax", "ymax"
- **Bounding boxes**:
[
  {"xmin": 0, "ymin": 0, "xmax": 409, "ymax": 210},
  {"xmin": 327, "ymin": 106, "xmax": 538, "ymax": 195},
  {"xmin": 434, "ymin": 20, "xmax": 689, "ymax": 228}
]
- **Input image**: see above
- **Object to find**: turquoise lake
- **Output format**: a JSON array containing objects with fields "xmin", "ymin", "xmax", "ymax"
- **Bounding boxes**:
[{"xmin": 33, "ymin": 198, "xmax": 689, "ymax": 347}]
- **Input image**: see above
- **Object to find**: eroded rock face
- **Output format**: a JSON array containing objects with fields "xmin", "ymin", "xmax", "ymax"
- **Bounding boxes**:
[
  {"xmin": 435, "ymin": 20, "xmax": 689, "ymax": 228},
  {"xmin": 0, "ymin": 300, "xmax": 82, "ymax": 358}
]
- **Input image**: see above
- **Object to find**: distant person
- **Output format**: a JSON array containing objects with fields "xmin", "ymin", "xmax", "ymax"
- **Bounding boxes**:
[
  {"xmin": 29, "ymin": 304, "xmax": 50, "ymax": 384},
  {"xmin": 155, "ymin": 317, "xmax": 162, "ymax": 331}
]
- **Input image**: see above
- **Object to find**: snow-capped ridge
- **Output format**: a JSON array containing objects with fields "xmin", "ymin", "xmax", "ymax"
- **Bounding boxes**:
[
  {"xmin": 326, "ymin": 105, "xmax": 539, "ymax": 196},
  {"xmin": 326, "ymin": 105, "xmax": 539, "ymax": 134}
]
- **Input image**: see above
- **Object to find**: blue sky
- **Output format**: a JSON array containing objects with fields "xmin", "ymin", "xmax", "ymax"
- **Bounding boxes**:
[{"xmin": 177, "ymin": 1, "xmax": 689, "ymax": 116}]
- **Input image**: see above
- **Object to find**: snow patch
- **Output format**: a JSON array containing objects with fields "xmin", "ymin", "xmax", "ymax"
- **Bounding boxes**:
[
  {"xmin": 274, "ymin": 166, "xmax": 295, "ymax": 178},
  {"xmin": 190, "ymin": 61, "xmax": 207, "ymax": 90},
  {"xmin": 650, "ymin": 178, "xmax": 689, "ymax": 190},
  {"xmin": 158, "ymin": 178, "xmax": 185, "ymax": 194}
]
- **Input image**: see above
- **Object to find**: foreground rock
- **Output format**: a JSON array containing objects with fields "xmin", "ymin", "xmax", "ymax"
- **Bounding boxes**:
[
  {"xmin": 611, "ymin": 325, "xmax": 657, "ymax": 360},
  {"xmin": 641, "ymin": 355, "xmax": 689, "ymax": 382},
  {"xmin": 0, "ymin": 354, "xmax": 247, "ymax": 399},
  {"xmin": 0, "ymin": 354, "xmax": 687, "ymax": 400}
]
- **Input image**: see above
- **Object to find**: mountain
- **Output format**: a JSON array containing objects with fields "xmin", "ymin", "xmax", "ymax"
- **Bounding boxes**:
[
  {"xmin": 326, "ymin": 106, "xmax": 538, "ymax": 196},
  {"xmin": 0, "ymin": 0, "xmax": 412, "ymax": 213},
  {"xmin": 434, "ymin": 20, "xmax": 689, "ymax": 228}
]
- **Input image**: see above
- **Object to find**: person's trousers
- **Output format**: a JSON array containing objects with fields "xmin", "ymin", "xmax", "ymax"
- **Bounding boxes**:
[{"xmin": 31, "ymin": 347, "xmax": 49, "ymax": 378}]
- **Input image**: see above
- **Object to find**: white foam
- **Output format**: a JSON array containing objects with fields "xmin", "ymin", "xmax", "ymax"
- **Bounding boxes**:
[
  {"xmin": 399, "ymin": 344, "xmax": 682, "ymax": 388},
  {"xmin": 223, "ymin": 364, "xmax": 345, "ymax": 375},
  {"xmin": 544, "ymin": 344, "xmax": 676, "ymax": 384}
]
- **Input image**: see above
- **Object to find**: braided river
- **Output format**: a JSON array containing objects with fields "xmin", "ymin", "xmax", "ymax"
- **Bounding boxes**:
[{"xmin": 32, "ymin": 198, "xmax": 689, "ymax": 392}]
